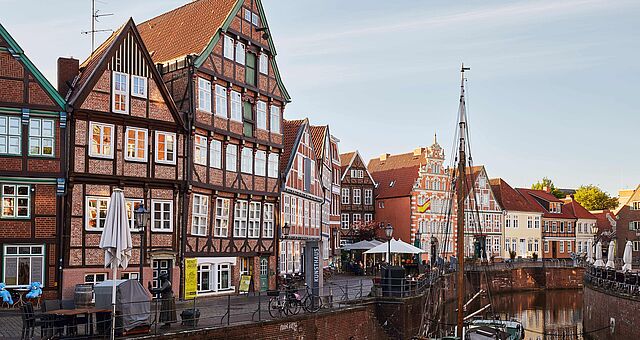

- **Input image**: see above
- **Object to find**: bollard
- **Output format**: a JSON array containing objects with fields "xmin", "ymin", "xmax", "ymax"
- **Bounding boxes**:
[
  {"xmin": 192, "ymin": 296, "xmax": 197, "ymax": 329},
  {"xmin": 227, "ymin": 295, "xmax": 231, "ymax": 325},
  {"xmin": 258, "ymin": 291, "xmax": 261, "ymax": 321}
]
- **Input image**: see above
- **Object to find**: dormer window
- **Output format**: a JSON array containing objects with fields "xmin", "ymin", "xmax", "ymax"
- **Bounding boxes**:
[
  {"xmin": 112, "ymin": 71, "xmax": 129, "ymax": 114},
  {"xmin": 549, "ymin": 202, "xmax": 561, "ymax": 213},
  {"xmin": 632, "ymin": 201, "xmax": 640, "ymax": 210}
]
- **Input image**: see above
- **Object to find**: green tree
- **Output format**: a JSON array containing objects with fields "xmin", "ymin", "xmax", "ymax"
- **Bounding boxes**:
[
  {"xmin": 574, "ymin": 185, "xmax": 619, "ymax": 211},
  {"xmin": 531, "ymin": 177, "xmax": 566, "ymax": 198}
]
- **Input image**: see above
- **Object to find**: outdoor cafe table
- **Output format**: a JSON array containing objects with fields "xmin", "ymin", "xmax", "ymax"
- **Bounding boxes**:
[{"xmin": 43, "ymin": 307, "xmax": 111, "ymax": 336}]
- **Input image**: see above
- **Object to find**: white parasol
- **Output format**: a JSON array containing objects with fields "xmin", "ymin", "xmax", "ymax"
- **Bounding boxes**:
[
  {"xmin": 594, "ymin": 241, "xmax": 604, "ymax": 267},
  {"xmin": 622, "ymin": 241, "xmax": 633, "ymax": 273},
  {"xmin": 586, "ymin": 241, "xmax": 593, "ymax": 264},
  {"xmin": 605, "ymin": 240, "xmax": 615, "ymax": 269}
]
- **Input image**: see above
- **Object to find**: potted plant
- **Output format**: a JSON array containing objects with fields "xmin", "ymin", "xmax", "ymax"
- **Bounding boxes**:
[{"xmin": 509, "ymin": 250, "xmax": 517, "ymax": 262}]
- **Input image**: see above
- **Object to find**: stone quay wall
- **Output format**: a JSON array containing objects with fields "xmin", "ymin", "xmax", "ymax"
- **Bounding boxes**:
[{"xmin": 583, "ymin": 282, "xmax": 640, "ymax": 340}]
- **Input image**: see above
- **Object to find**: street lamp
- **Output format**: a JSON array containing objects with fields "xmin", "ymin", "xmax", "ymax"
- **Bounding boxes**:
[
  {"xmin": 134, "ymin": 204, "xmax": 150, "ymax": 283},
  {"xmin": 385, "ymin": 223, "xmax": 393, "ymax": 265},
  {"xmin": 282, "ymin": 222, "xmax": 291, "ymax": 239}
]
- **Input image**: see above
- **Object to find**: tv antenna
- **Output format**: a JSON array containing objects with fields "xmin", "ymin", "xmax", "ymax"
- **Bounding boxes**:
[{"xmin": 81, "ymin": 0, "xmax": 114, "ymax": 54}]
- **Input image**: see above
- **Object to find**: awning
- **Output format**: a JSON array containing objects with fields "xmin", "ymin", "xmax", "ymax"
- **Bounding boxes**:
[{"xmin": 364, "ymin": 238, "xmax": 424, "ymax": 255}]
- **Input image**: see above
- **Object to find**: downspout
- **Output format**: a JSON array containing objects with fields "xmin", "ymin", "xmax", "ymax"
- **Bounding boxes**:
[{"xmin": 57, "ymin": 104, "xmax": 71, "ymax": 299}]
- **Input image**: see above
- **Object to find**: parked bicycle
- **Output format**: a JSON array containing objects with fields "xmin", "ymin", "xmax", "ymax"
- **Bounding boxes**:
[
  {"xmin": 288, "ymin": 284, "xmax": 323, "ymax": 314},
  {"xmin": 267, "ymin": 283, "xmax": 323, "ymax": 318}
]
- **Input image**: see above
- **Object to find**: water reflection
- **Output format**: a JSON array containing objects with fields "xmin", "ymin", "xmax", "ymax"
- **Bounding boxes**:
[{"xmin": 444, "ymin": 290, "xmax": 584, "ymax": 340}]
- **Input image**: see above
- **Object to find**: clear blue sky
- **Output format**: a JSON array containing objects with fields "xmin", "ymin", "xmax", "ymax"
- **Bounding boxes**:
[{"xmin": 2, "ymin": 0, "xmax": 638, "ymax": 195}]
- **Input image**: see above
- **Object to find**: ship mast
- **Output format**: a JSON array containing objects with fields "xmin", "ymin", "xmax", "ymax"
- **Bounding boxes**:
[{"xmin": 456, "ymin": 64, "xmax": 470, "ymax": 337}]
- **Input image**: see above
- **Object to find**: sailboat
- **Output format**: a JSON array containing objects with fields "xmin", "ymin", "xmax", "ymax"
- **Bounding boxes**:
[{"xmin": 416, "ymin": 66, "xmax": 524, "ymax": 340}]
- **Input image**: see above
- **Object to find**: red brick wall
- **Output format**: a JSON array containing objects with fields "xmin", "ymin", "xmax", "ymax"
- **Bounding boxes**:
[
  {"xmin": 583, "ymin": 284, "xmax": 640, "ymax": 340},
  {"xmin": 375, "ymin": 196, "xmax": 412, "ymax": 243}
]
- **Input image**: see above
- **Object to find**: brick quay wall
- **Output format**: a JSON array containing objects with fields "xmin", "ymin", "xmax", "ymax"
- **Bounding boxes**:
[{"xmin": 583, "ymin": 281, "xmax": 640, "ymax": 340}]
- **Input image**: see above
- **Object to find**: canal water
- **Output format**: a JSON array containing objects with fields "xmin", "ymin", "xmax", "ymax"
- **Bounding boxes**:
[{"xmin": 444, "ymin": 289, "xmax": 585, "ymax": 340}]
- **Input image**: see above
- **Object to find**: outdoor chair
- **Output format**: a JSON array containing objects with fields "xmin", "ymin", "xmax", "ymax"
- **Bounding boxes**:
[
  {"xmin": 42, "ymin": 299, "xmax": 71, "ymax": 336},
  {"xmin": 62, "ymin": 299, "xmax": 88, "ymax": 335},
  {"xmin": 20, "ymin": 302, "xmax": 44, "ymax": 340}
]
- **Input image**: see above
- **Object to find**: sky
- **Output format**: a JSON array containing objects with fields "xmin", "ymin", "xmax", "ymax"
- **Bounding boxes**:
[{"xmin": 1, "ymin": 0, "xmax": 638, "ymax": 195}]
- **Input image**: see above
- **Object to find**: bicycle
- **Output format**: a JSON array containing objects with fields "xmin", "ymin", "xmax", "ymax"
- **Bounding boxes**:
[
  {"xmin": 268, "ymin": 290, "xmax": 296, "ymax": 318},
  {"xmin": 289, "ymin": 284, "xmax": 323, "ymax": 313}
]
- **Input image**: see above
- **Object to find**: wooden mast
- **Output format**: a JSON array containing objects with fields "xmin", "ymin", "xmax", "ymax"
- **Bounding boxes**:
[{"xmin": 456, "ymin": 64, "xmax": 470, "ymax": 337}]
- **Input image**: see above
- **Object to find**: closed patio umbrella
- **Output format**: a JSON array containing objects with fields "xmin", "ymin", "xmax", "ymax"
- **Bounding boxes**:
[
  {"xmin": 99, "ymin": 188, "xmax": 133, "ymax": 340},
  {"xmin": 586, "ymin": 241, "xmax": 593, "ymax": 264},
  {"xmin": 622, "ymin": 241, "xmax": 633, "ymax": 273},
  {"xmin": 605, "ymin": 241, "xmax": 615, "ymax": 269},
  {"xmin": 594, "ymin": 241, "xmax": 604, "ymax": 267}
]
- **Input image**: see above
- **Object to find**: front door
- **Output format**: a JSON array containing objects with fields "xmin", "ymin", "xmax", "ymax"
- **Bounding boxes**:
[
  {"xmin": 259, "ymin": 257, "xmax": 269, "ymax": 291},
  {"xmin": 152, "ymin": 259, "xmax": 172, "ymax": 298},
  {"xmin": 551, "ymin": 242, "xmax": 557, "ymax": 259}
]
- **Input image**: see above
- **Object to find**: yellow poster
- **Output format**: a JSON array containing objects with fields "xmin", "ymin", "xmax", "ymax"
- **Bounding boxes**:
[
  {"xmin": 184, "ymin": 258, "xmax": 198, "ymax": 300},
  {"xmin": 239, "ymin": 275, "xmax": 252, "ymax": 293},
  {"xmin": 417, "ymin": 197, "xmax": 431, "ymax": 213}
]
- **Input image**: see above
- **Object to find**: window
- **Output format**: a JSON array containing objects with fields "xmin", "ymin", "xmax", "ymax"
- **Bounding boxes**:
[
  {"xmin": 297, "ymin": 156, "xmax": 304, "ymax": 179},
  {"xmin": 252, "ymin": 12, "xmax": 259, "ymax": 26},
  {"xmin": 132, "ymin": 75, "xmax": 147, "ymax": 98},
  {"xmin": 235, "ymin": 42, "xmax": 245, "ymax": 65},
  {"xmin": 198, "ymin": 78, "xmax": 212, "ymax": 112},
  {"xmin": 248, "ymin": 202, "xmax": 261, "ymax": 238},
  {"xmin": 259, "ymin": 53, "xmax": 268, "ymax": 75},
  {"xmin": 552, "ymin": 222, "xmax": 557, "ymax": 232},
  {"xmin": 527, "ymin": 216, "xmax": 533, "ymax": 229},
  {"xmin": 2, "ymin": 185, "xmax": 30, "ymax": 218},
  {"xmin": 364, "ymin": 189, "xmax": 373, "ymax": 205},
  {"xmin": 2, "ymin": 245, "xmax": 43, "ymax": 287},
  {"xmin": 192, "ymin": 194, "xmax": 209, "ymax": 236},
  {"xmin": 234, "ymin": 200, "xmax": 248, "ymax": 237},
  {"xmin": 223, "ymin": 35, "xmax": 234, "ymax": 60},
  {"xmin": 155, "ymin": 132, "xmax": 176, "ymax": 164},
  {"xmin": 270, "ymin": 105, "xmax": 280, "ymax": 133},
  {"xmin": 364, "ymin": 213, "xmax": 373, "ymax": 223},
  {"xmin": 28, "ymin": 118, "xmax": 54, "ymax": 156},
  {"xmin": 255, "ymin": 150, "xmax": 266, "ymax": 176},
  {"xmin": 290, "ymin": 197, "xmax": 297, "ymax": 226},
  {"xmin": 125, "ymin": 199, "xmax": 143, "ymax": 231},
  {"xmin": 226, "ymin": 144, "xmax": 237, "ymax": 172},
  {"xmin": 544, "ymin": 221, "xmax": 549, "ymax": 232},
  {"xmin": 89, "ymin": 122, "xmax": 114, "ymax": 158},
  {"xmin": 0, "ymin": 116, "xmax": 21, "ymax": 155},
  {"xmin": 86, "ymin": 196, "xmax": 109, "ymax": 230},
  {"xmin": 124, "ymin": 127, "xmax": 148, "ymax": 162},
  {"xmin": 245, "ymin": 53, "xmax": 256, "ymax": 86},
  {"xmin": 567, "ymin": 241, "xmax": 572, "ymax": 253},
  {"xmin": 218, "ymin": 264, "xmax": 232, "ymax": 290},
  {"xmin": 352, "ymin": 214, "xmax": 361, "ymax": 226},
  {"xmin": 560, "ymin": 222, "xmax": 564, "ymax": 233},
  {"xmin": 535, "ymin": 216, "xmax": 540, "ymax": 229},
  {"xmin": 112, "ymin": 71, "xmax": 129, "ymax": 113},
  {"xmin": 634, "ymin": 241, "xmax": 640, "ymax": 252},
  {"xmin": 559, "ymin": 241, "xmax": 564, "ymax": 253},
  {"xmin": 230, "ymin": 91, "xmax": 242, "ymax": 122},
  {"xmin": 214, "ymin": 198, "xmax": 230, "ymax": 237},
  {"xmin": 283, "ymin": 196, "xmax": 291, "ymax": 224},
  {"xmin": 84, "ymin": 273, "xmax": 106, "ymax": 285},
  {"xmin": 632, "ymin": 201, "xmax": 640, "ymax": 210},
  {"xmin": 353, "ymin": 189, "xmax": 361, "ymax": 205},
  {"xmin": 209, "ymin": 140, "xmax": 222, "ymax": 169},
  {"xmin": 544, "ymin": 241, "xmax": 549, "ymax": 253},
  {"xmin": 215, "ymin": 85, "xmax": 228, "ymax": 118},
  {"xmin": 244, "ymin": 8, "xmax": 252, "ymax": 21},
  {"xmin": 194, "ymin": 135, "xmax": 207, "ymax": 165},
  {"xmin": 379, "ymin": 201, "xmax": 385, "ymax": 209},
  {"xmin": 268, "ymin": 153, "xmax": 278, "ymax": 178},
  {"xmin": 550, "ymin": 202, "xmax": 561, "ymax": 213},
  {"xmin": 263, "ymin": 203, "xmax": 274, "ymax": 238},
  {"xmin": 198, "ymin": 264, "xmax": 211, "ymax": 292},
  {"xmin": 630, "ymin": 221, "xmax": 640, "ymax": 231},
  {"xmin": 534, "ymin": 239, "xmax": 539, "ymax": 252},
  {"xmin": 567, "ymin": 222, "xmax": 572, "ymax": 233},
  {"xmin": 151, "ymin": 200, "xmax": 173, "ymax": 231},
  {"xmin": 241, "ymin": 148, "xmax": 253, "ymax": 174},
  {"xmin": 121, "ymin": 272, "xmax": 139, "ymax": 280},
  {"xmin": 256, "ymin": 101, "xmax": 267, "ymax": 130},
  {"xmin": 342, "ymin": 188, "xmax": 350, "ymax": 204}
]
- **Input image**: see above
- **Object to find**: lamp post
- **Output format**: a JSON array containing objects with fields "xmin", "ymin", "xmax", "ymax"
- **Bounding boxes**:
[
  {"xmin": 385, "ymin": 223, "xmax": 393, "ymax": 265},
  {"xmin": 134, "ymin": 204, "xmax": 150, "ymax": 283},
  {"xmin": 414, "ymin": 230, "xmax": 422, "ymax": 265}
]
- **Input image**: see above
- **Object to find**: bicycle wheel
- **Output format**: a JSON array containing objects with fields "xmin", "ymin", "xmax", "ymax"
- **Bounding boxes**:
[
  {"xmin": 304, "ymin": 295, "xmax": 321, "ymax": 313},
  {"xmin": 286, "ymin": 299, "xmax": 301, "ymax": 315},
  {"xmin": 268, "ymin": 298, "xmax": 282, "ymax": 319}
]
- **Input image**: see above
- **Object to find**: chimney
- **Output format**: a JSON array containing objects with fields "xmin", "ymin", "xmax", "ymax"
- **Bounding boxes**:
[
  {"xmin": 57, "ymin": 57, "xmax": 79, "ymax": 98},
  {"xmin": 413, "ymin": 147, "xmax": 423, "ymax": 157},
  {"xmin": 542, "ymin": 186, "xmax": 550, "ymax": 193},
  {"xmin": 379, "ymin": 153, "xmax": 390, "ymax": 161}
]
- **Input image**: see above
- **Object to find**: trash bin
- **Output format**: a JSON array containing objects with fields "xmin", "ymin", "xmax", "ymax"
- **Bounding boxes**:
[{"xmin": 180, "ymin": 309, "xmax": 200, "ymax": 327}]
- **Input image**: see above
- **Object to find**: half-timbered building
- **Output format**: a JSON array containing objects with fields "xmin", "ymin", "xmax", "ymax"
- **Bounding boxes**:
[
  {"xmin": 328, "ymin": 135, "xmax": 342, "ymax": 265},
  {"xmin": 0, "ymin": 23, "xmax": 67, "ymax": 298},
  {"xmin": 59, "ymin": 19, "xmax": 187, "ymax": 299},
  {"xmin": 280, "ymin": 119, "xmax": 322, "ymax": 279},
  {"xmin": 138, "ymin": 0, "xmax": 289, "ymax": 295},
  {"xmin": 342, "ymin": 151, "xmax": 376, "ymax": 245}
]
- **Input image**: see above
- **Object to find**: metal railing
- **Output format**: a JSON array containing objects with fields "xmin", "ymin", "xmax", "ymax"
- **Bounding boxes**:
[
  {"xmin": 465, "ymin": 258, "xmax": 576, "ymax": 271},
  {"xmin": 584, "ymin": 266, "xmax": 640, "ymax": 298}
]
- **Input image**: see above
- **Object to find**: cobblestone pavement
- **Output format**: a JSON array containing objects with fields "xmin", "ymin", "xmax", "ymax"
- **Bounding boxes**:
[{"xmin": 0, "ymin": 275, "xmax": 373, "ymax": 339}]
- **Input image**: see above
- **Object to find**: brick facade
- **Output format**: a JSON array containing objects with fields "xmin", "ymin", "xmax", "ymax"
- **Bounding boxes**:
[{"xmin": 340, "ymin": 151, "xmax": 376, "ymax": 244}]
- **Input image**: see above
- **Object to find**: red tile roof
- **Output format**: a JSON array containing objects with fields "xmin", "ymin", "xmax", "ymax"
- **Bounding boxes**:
[
  {"xmin": 137, "ymin": 0, "xmax": 237, "ymax": 64},
  {"xmin": 517, "ymin": 188, "xmax": 575, "ymax": 219},
  {"xmin": 371, "ymin": 167, "xmax": 419, "ymax": 199},
  {"xmin": 309, "ymin": 125, "xmax": 327, "ymax": 163},
  {"xmin": 339, "ymin": 152, "xmax": 356, "ymax": 173},
  {"xmin": 564, "ymin": 200, "xmax": 597, "ymax": 220},
  {"xmin": 280, "ymin": 119, "xmax": 305, "ymax": 175},
  {"xmin": 367, "ymin": 148, "xmax": 426, "ymax": 173},
  {"xmin": 591, "ymin": 210, "xmax": 616, "ymax": 231},
  {"xmin": 490, "ymin": 178, "xmax": 540, "ymax": 212}
]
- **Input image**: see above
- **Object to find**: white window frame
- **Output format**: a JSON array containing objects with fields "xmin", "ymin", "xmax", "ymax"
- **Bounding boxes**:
[
  {"xmin": 235, "ymin": 41, "xmax": 245, "ymax": 65},
  {"xmin": 1, "ymin": 184, "xmax": 30, "ymax": 219},
  {"xmin": 342, "ymin": 188, "xmax": 350, "ymax": 204},
  {"xmin": 364, "ymin": 189, "xmax": 372, "ymax": 205},
  {"xmin": 192, "ymin": 194, "xmax": 209, "ymax": 236},
  {"xmin": 85, "ymin": 196, "xmax": 110, "ymax": 231},
  {"xmin": 126, "ymin": 198, "xmax": 143, "ymax": 231},
  {"xmin": 226, "ymin": 144, "xmax": 237, "ymax": 172},
  {"xmin": 234, "ymin": 200, "xmax": 248, "ymax": 237},
  {"xmin": 210, "ymin": 139, "xmax": 222, "ymax": 169},
  {"xmin": 632, "ymin": 201, "xmax": 640, "ymax": 210},
  {"xmin": 248, "ymin": 202, "xmax": 261, "ymax": 238},
  {"xmin": 255, "ymin": 150, "xmax": 266, "ymax": 176},
  {"xmin": 215, "ymin": 85, "xmax": 228, "ymax": 118},
  {"xmin": 283, "ymin": 196, "xmax": 291, "ymax": 225},
  {"xmin": 155, "ymin": 131, "xmax": 176, "ymax": 165},
  {"xmin": 217, "ymin": 263, "xmax": 232, "ymax": 291},
  {"xmin": 151, "ymin": 199, "xmax": 173, "ymax": 232},
  {"xmin": 131, "ymin": 75, "xmax": 147, "ymax": 98},
  {"xmin": 214, "ymin": 198, "xmax": 230, "ymax": 237},
  {"xmin": 194, "ymin": 135, "xmax": 208, "ymax": 166},
  {"xmin": 28, "ymin": 118, "xmax": 55, "ymax": 157},
  {"xmin": 256, "ymin": 101, "xmax": 267, "ymax": 130},
  {"xmin": 198, "ymin": 78, "xmax": 212, "ymax": 112},
  {"xmin": 269, "ymin": 105, "xmax": 280, "ymax": 134},
  {"xmin": 263, "ymin": 203, "xmax": 274, "ymax": 238},
  {"xmin": 297, "ymin": 156, "xmax": 304, "ymax": 179},
  {"xmin": 223, "ymin": 35, "xmax": 234, "ymax": 60},
  {"xmin": 241, "ymin": 147, "xmax": 253, "ymax": 174},
  {"xmin": 230, "ymin": 91, "xmax": 242, "ymax": 122},
  {"xmin": 124, "ymin": 127, "xmax": 148, "ymax": 162},
  {"xmin": 3, "ymin": 244, "xmax": 45, "ymax": 288},
  {"xmin": 364, "ymin": 213, "xmax": 373, "ymax": 223},
  {"xmin": 353, "ymin": 188, "xmax": 361, "ymax": 205},
  {"xmin": 267, "ymin": 153, "xmax": 279, "ymax": 178},
  {"xmin": 259, "ymin": 53, "xmax": 268, "ymax": 75},
  {"xmin": 0, "ymin": 116, "xmax": 21, "ymax": 155},
  {"xmin": 112, "ymin": 71, "xmax": 129, "ymax": 114},
  {"xmin": 89, "ymin": 122, "xmax": 114, "ymax": 159}
]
